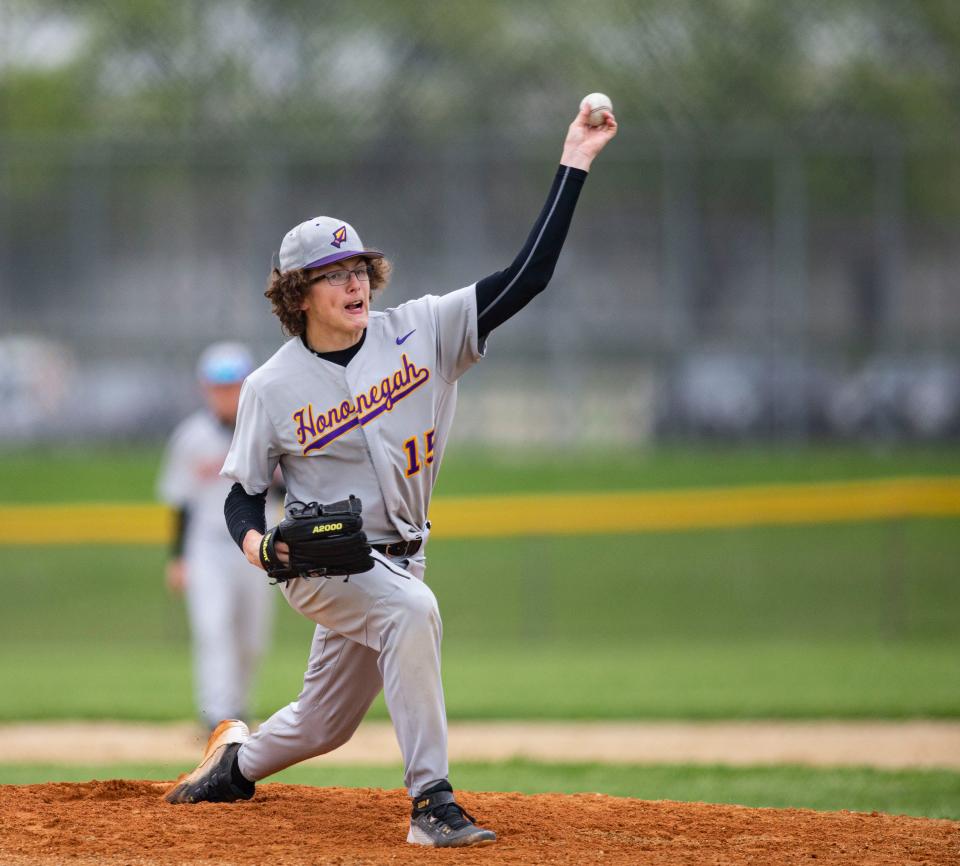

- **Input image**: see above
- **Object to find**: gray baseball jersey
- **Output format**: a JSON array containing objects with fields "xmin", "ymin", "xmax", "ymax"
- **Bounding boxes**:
[
  {"xmin": 222, "ymin": 285, "xmax": 484, "ymax": 542},
  {"xmin": 161, "ymin": 410, "xmax": 244, "ymax": 551}
]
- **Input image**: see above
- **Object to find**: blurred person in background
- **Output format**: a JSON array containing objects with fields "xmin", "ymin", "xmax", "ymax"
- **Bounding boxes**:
[{"xmin": 157, "ymin": 342, "xmax": 277, "ymax": 730}]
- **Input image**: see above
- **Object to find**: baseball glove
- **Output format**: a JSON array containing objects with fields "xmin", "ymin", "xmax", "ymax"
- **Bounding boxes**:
[{"xmin": 259, "ymin": 495, "xmax": 374, "ymax": 583}]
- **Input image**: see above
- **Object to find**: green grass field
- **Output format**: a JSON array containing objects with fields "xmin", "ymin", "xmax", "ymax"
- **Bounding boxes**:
[
  {"xmin": 2, "ymin": 638, "xmax": 957, "ymax": 721},
  {"xmin": 1, "ymin": 445, "xmax": 958, "ymax": 817},
  {"xmin": 1, "ymin": 443, "xmax": 958, "ymax": 501},
  {"xmin": 0, "ymin": 516, "xmax": 956, "ymax": 720}
]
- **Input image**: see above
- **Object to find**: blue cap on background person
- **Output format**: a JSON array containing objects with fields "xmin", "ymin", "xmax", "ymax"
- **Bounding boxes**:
[
  {"xmin": 278, "ymin": 216, "xmax": 384, "ymax": 272},
  {"xmin": 196, "ymin": 342, "xmax": 255, "ymax": 385}
]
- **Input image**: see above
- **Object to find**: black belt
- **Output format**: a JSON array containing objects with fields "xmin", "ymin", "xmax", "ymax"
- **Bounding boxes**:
[{"xmin": 372, "ymin": 538, "xmax": 422, "ymax": 558}]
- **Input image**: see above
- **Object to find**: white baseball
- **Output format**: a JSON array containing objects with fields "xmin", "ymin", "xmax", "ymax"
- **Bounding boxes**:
[{"xmin": 580, "ymin": 92, "xmax": 612, "ymax": 127}]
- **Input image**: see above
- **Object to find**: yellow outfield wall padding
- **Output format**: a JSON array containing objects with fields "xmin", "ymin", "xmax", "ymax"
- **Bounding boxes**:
[
  {"xmin": 0, "ymin": 503, "xmax": 175, "ymax": 545},
  {"xmin": 428, "ymin": 476, "xmax": 960, "ymax": 538},
  {"xmin": 0, "ymin": 476, "xmax": 958, "ymax": 545}
]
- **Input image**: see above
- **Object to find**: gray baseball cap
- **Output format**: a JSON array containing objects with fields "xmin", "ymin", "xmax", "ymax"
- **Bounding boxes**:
[{"xmin": 278, "ymin": 216, "xmax": 384, "ymax": 273}]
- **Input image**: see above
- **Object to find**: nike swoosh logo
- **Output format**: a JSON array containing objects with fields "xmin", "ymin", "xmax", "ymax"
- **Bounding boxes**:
[{"xmin": 396, "ymin": 329, "xmax": 416, "ymax": 345}]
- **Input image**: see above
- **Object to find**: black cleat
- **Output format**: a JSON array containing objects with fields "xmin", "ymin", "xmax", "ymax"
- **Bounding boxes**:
[
  {"xmin": 407, "ymin": 787, "xmax": 496, "ymax": 848},
  {"xmin": 164, "ymin": 719, "xmax": 253, "ymax": 804}
]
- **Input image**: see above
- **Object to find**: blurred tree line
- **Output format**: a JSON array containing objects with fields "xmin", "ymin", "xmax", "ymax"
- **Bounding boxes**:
[
  {"xmin": 1, "ymin": 0, "xmax": 958, "ymax": 216},
  {"xmin": 2, "ymin": 1, "xmax": 958, "ymax": 143}
]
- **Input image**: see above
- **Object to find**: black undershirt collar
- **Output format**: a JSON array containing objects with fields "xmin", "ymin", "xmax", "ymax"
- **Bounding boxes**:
[{"xmin": 301, "ymin": 330, "xmax": 366, "ymax": 367}]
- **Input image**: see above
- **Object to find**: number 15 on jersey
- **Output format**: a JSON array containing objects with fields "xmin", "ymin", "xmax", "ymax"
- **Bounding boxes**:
[{"xmin": 403, "ymin": 429, "xmax": 436, "ymax": 478}]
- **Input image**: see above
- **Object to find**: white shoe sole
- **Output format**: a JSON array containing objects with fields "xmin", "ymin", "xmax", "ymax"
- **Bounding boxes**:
[{"xmin": 407, "ymin": 821, "xmax": 496, "ymax": 847}]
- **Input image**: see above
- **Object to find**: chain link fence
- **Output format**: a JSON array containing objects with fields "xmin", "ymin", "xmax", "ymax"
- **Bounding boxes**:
[{"xmin": 1, "ymin": 0, "xmax": 959, "ymax": 443}]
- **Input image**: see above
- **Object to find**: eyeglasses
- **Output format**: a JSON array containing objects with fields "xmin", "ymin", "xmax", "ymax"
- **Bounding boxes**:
[{"xmin": 310, "ymin": 265, "xmax": 374, "ymax": 286}]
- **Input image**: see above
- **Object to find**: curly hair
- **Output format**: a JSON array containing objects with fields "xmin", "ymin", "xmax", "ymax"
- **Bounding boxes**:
[{"xmin": 264, "ymin": 256, "xmax": 393, "ymax": 337}]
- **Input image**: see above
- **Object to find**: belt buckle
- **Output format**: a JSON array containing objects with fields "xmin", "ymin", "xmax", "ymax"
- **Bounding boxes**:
[{"xmin": 381, "ymin": 538, "xmax": 422, "ymax": 558}]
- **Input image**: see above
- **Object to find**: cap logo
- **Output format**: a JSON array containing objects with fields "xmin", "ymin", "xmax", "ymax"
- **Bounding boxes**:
[{"xmin": 331, "ymin": 225, "xmax": 348, "ymax": 248}]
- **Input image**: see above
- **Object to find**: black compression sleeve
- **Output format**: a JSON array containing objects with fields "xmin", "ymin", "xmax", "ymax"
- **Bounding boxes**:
[
  {"xmin": 170, "ymin": 507, "xmax": 189, "ymax": 558},
  {"xmin": 475, "ymin": 164, "xmax": 587, "ymax": 340},
  {"xmin": 224, "ymin": 482, "xmax": 267, "ymax": 550}
]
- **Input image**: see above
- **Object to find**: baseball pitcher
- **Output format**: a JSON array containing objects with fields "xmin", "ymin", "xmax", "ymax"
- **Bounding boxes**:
[{"xmin": 165, "ymin": 100, "xmax": 617, "ymax": 849}]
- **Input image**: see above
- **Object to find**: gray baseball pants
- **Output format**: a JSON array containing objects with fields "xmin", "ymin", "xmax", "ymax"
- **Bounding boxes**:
[
  {"xmin": 236, "ymin": 552, "xmax": 448, "ymax": 797},
  {"xmin": 185, "ymin": 540, "xmax": 273, "ymax": 727}
]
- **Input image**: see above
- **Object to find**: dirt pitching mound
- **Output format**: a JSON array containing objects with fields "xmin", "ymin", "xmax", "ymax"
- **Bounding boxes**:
[{"xmin": 2, "ymin": 780, "xmax": 958, "ymax": 865}]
